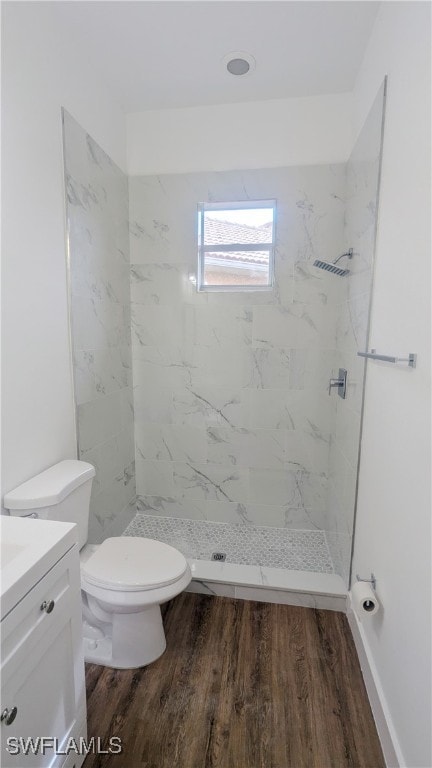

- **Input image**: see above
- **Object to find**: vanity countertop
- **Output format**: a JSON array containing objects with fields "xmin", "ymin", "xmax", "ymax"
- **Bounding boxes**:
[{"xmin": 0, "ymin": 515, "xmax": 78, "ymax": 619}]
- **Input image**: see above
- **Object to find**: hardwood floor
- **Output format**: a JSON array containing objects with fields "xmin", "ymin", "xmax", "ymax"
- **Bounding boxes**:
[{"xmin": 83, "ymin": 593, "xmax": 385, "ymax": 768}]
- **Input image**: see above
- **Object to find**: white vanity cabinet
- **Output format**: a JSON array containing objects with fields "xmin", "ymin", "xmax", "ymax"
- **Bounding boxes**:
[{"xmin": 1, "ymin": 518, "xmax": 87, "ymax": 768}]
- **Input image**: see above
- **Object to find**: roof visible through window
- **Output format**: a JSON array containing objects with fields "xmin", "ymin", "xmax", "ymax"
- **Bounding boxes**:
[{"xmin": 197, "ymin": 201, "xmax": 276, "ymax": 291}]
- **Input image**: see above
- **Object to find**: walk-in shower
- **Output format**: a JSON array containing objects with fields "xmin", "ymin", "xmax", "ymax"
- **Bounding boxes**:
[{"xmin": 63, "ymin": 80, "xmax": 387, "ymax": 601}]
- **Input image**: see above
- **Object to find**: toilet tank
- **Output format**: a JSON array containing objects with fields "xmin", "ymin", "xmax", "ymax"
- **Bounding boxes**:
[{"xmin": 3, "ymin": 460, "xmax": 95, "ymax": 549}]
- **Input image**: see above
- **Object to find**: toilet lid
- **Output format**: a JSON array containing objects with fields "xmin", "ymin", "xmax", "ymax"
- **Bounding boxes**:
[{"xmin": 81, "ymin": 537, "xmax": 188, "ymax": 592}]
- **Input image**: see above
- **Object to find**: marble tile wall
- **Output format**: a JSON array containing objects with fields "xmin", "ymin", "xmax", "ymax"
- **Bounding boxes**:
[
  {"xmin": 63, "ymin": 110, "xmax": 136, "ymax": 543},
  {"xmin": 326, "ymin": 83, "xmax": 386, "ymax": 582},
  {"xmin": 129, "ymin": 165, "xmax": 347, "ymax": 535}
]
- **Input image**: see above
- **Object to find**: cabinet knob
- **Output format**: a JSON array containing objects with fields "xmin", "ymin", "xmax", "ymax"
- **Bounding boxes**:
[
  {"xmin": 40, "ymin": 599, "xmax": 55, "ymax": 614},
  {"xmin": 1, "ymin": 707, "xmax": 18, "ymax": 726}
]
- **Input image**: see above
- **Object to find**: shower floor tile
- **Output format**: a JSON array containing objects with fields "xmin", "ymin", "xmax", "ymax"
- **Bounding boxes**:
[{"xmin": 123, "ymin": 513, "xmax": 334, "ymax": 573}]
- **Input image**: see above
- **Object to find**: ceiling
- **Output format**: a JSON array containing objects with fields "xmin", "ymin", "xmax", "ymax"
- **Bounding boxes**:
[{"xmin": 31, "ymin": 1, "xmax": 380, "ymax": 112}]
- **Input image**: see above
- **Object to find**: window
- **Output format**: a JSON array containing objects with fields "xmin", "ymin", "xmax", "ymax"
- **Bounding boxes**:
[{"xmin": 197, "ymin": 200, "xmax": 276, "ymax": 291}]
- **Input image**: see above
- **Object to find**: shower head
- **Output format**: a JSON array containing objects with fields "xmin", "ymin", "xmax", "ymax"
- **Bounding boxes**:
[
  {"xmin": 313, "ymin": 248, "xmax": 353, "ymax": 277},
  {"xmin": 313, "ymin": 260, "xmax": 350, "ymax": 277}
]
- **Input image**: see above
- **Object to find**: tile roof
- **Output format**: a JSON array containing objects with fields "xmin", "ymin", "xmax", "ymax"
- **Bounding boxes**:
[
  {"xmin": 206, "ymin": 250, "xmax": 269, "ymax": 265},
  {"xmin": 204, "ymin": 217, "xmax": 272, "ymax": 265},
  {"xmin": 204, "ymin": 217, "xmax": 273, "ymax": 245}
]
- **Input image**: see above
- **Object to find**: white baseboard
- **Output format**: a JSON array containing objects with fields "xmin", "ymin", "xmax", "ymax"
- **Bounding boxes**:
[{"xmin": 347, "ymin": 608, "xmax": 405, "ymax": 768}]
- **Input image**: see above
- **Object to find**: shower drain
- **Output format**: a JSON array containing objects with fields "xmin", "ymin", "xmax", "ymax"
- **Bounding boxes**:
[{"xmin": 211, "ymin": 552, "xmax": 226, "ymax": 562}]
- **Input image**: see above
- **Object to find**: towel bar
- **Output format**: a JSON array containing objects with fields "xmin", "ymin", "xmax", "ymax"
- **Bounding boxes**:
[{"xmin": 357, "ymin": 349, "xmax": 417, "ymax": 368}]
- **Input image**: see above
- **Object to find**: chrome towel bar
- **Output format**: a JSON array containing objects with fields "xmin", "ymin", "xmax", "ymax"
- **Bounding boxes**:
[{"xmin": 357, "ymin": 349, "xmax": 417, "ymax": 368}]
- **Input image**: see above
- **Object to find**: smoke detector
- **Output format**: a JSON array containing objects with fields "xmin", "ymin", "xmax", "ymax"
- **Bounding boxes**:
[{"xmin": 222, "ymin": 51, "xmax": 256, "ymax": 77}]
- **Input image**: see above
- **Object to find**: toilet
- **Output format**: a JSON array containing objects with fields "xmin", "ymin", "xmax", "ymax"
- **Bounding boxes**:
[{"xmin": 4, "ymin": 460, "xmax": 191, "ymax": 669}]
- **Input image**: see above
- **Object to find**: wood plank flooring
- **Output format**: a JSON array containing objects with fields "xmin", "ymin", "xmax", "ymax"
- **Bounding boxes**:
[{"xmin": 83, "ymin": 593, "xmax": 385, "ymax": 768}]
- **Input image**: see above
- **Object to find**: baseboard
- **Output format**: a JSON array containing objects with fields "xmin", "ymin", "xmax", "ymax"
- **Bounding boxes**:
[{"xmin": 347, "ymin": 608, "xmax": 405, "ymax": 768}]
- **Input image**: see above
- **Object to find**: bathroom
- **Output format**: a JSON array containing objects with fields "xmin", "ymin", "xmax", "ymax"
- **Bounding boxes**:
[{"xmin": 1, "ymin": 1, "xmax": 431, "ymax": 767}]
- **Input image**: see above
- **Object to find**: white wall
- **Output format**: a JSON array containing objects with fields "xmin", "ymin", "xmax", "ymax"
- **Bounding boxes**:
[
  {"xmin": 127, "ymin": 94, "xmax": 353, "ymax": 175},
  {"xmin": 351, "ymin": 3, "xmax": 431, "ymax": 766},
  {"xmin": 1, "ymin": 3, "xmax": 126, "ymax": 499}
]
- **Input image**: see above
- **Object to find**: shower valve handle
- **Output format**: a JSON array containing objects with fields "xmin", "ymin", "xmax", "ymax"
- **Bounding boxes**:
[
  {"xmin": 328, "ymin": 369, "xmax": 347, "ymax": 399},
  {"xmin": 328, "ymin": 377, "xmax": 342, "ymax": 393}
]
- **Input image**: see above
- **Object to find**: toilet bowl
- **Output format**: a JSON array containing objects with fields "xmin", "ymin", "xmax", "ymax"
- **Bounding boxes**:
[
  {"xmin": 4, "ymin": 460, "xmax": 192, "ymax": 669},
  {"xmin": 80, "ymin": 537, "xmax": 191, "ymax": 668}
]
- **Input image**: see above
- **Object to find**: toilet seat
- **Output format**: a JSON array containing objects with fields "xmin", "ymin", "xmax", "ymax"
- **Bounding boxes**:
[{"xmin": 81, "ymin": 536, "xmax": 188, "ymax": 592}]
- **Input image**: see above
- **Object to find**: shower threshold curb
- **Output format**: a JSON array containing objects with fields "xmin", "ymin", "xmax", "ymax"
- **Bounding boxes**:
[{"xmin": 187, "ymin": 559, "xmax": 347, "ymax": 613}]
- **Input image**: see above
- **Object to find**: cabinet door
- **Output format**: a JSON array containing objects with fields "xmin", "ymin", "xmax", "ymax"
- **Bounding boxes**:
[{"xmin": 1, "ymin": 547, "xmax": 86, "ymax": 768}]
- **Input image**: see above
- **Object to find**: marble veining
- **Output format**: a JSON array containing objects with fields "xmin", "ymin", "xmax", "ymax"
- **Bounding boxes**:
[
  {"xmin": 63, "ymin": 110, "xmax": 136, "ymax": 544},
  {"xmin": 129, "ymin": 164, "xmax": 347, "ymax": 570},
  {"xmin": 128, "ymin": 139, "xmax": 386, "ymax": 588},
  {"xmin": 326, "ymin": 83, "xmax": 385, "ymax": 582},
  {"xmin": 68, "ymin": 99, "xmax": 384, "ymax": 586}
]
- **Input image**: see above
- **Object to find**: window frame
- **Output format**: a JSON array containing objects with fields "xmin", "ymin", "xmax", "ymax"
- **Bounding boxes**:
[{"xmin": 197, "ymin": 199, "xmax": 277, "ymax": 292}]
